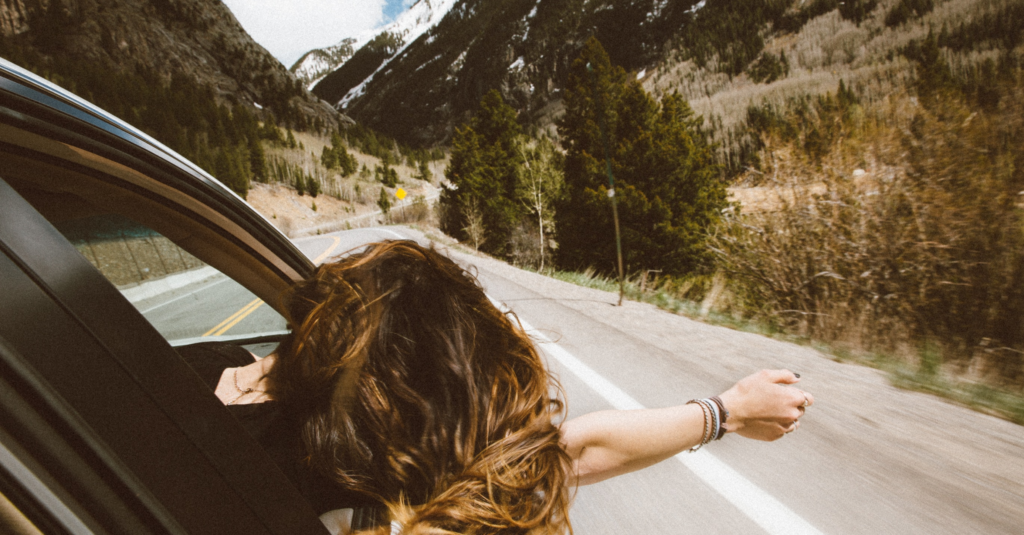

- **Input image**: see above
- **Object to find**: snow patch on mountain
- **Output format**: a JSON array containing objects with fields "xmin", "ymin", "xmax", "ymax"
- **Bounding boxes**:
[
  {"xmin": 291, "ymin": 38, "xmax": 356, "ymax": 88},
  {"xmin": 338, "ymin": 0, "xmax": 458, "ymax": 108},
  {"xmin": 293, "ymin": 0, "xmax": 458, "ymax": 94}
]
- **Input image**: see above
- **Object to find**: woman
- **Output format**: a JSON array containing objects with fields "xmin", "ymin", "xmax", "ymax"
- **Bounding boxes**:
[{"xmin": 181, "ymin": 240, "xmax": 812, "ymax": 534}]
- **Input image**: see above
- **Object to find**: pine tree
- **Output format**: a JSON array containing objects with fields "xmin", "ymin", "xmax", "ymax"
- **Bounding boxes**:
[
  {"xmin": 556, "ymin": 38, "xmax": 725, "ymax": 276},
  {"xmin": 332, "ymin": 132, "xmax": 359, "ymax": 177},
  {"xmin": 416, "ymin": 159, "xmax": 432, "ymax": 182},
  {"xmin": 306, "ymin": 174, "xmax": 320, "ymax": 197},
  {"xmin": 556, "ymin": 37, "xmax": 628, "ymax": 273},
  {"xmin": 915, "ymin": 30, "xmax": 954, "ymax": 99},
  {"xmin": 375, "ymin": 163, "xmax": 399, "ymax": 187},
  {"xmin": 440, "ymin": 90, "xmax": 525, "ymax": 257},
  {"xmin": 377, "ymin": 187, "xmax": 392, "ymax": 221},
  {"xmin": 441, "ymin": 124, "xmax": 485, "ymax": 240},
  {"xmin": 321, "ymin": 145, "xmax": 338, "ymax": 169},
  {"xmin": 248, "ymin": 136, "xmax": 267, "ymax": 182}
]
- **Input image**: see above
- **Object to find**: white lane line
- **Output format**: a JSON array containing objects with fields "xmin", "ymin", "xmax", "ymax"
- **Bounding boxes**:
[
  {"xmin": 293, "ymin": 227, "xmax": 406, "ymax": 243},
  {"xmin": 497, "ymin": 300, "xmax": 825, "ymax": 535},
  {"xmin": 373, "ymin": 228, "xmax": 406, "ymax": 240}
]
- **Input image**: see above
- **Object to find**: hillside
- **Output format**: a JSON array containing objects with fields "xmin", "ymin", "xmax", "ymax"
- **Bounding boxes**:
[
  {"xmin": 642, "ymin": 0, "xmax": 1024, "ymax": 173},
  {"xmin": 309, "ymin": 0, "xmax": 1023, "ymax": 161},
  {"xmin": 315, "ymin": 0, "xmax": 697, "ymax": 145},
  {"xmin": 0, "ymin": 0, "xmax": 341, "ymax": 130}
]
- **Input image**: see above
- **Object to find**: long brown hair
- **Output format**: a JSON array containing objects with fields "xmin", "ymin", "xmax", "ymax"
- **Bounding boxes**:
[{"xmin": 268, "ymin": 240, "xmax": 573, "ymax": 533}]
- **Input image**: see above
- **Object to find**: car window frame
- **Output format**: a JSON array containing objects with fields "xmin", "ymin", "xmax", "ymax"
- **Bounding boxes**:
[{"xmin": 0, "ymin": 61, "xmax": 329, "ymax": 534}]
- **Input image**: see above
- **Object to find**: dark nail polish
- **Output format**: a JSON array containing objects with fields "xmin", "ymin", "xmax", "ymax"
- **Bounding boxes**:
[{"xmin": 794, "ymin": 373, "xmax": 801, "ymax": 378}]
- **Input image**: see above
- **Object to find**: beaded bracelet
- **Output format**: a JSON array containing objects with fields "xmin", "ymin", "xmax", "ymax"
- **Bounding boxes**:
[
  {"xmin": 687, "ymin": 399, "xmax": 717, "ymax": 452},
  {"xmin": 687, "ymin": 395, "xmax": 732, "ymax": 451},
  {"xmin": 706, "ymin": 398, "xmax": 719, "ymax": 443}
]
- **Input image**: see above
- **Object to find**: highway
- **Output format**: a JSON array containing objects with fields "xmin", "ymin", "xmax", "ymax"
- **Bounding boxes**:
[{"xmin": 138, "ymin": 226, "xmax": 1024, "ymax": 535}]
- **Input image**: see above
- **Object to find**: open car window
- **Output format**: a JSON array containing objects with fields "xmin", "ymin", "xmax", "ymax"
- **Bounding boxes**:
[
  {"xmin": 0, "ymin": 62, "xmax": 325, "ymax": 534},
  {"xmin": 53, "ymin": 213, "xmax": 287, "ymax": 354}
]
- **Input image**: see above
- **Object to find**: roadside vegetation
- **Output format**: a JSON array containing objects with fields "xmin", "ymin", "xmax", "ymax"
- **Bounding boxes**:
[
  {"xmin": 440, "ymin": 4, "xmax": 1024, "ymax": 422},
  {"xmin": 533, "ymin": 266, "xmax": 1024, "ymax": 425}
]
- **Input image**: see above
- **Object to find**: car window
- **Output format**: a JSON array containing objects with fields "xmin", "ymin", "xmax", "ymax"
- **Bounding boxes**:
[{"xmin": 52, "ymin": 213, "xmax": 287, "ymax": 351}]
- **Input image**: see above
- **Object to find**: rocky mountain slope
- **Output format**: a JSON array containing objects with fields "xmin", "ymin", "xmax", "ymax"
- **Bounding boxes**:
[
  {"xmin": 309, "ymin": 0, "xmax": 1023, "ymax": 166},
  {"xmin": 0, "ymin": 0, "xmax": 342, "ymax": 129},
  {"xmin": 292, "ymin": 0, "xmax": 457, "ymax": 91},
  {"xmin": 312, "ymin": 0, "xmax": 698, "ymax": 145}
]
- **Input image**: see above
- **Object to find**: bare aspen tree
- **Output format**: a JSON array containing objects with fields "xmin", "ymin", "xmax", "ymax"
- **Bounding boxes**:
[
  {"xmin": 462, "ymin": 198, "xmax": 487, "ymax": 251},
  {"xmin": 516, "ymin": 137, "xmax": 564, "ymax": 270}
]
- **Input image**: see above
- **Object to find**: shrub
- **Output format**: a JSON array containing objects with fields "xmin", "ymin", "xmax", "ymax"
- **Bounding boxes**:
[{"xmin": 714, "ymin": 87, "xmax": 1024, "ymax": 384}]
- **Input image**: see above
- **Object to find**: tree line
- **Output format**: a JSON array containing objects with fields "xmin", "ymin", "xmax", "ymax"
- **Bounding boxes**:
[{"xmin": 442, "ymin": 37, "xmax": 728, "ymax": 277}]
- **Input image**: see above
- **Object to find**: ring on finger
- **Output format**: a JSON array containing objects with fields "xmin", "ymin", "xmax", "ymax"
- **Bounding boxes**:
[{"xmin": 802, "ymin": 393, "xmax": 810, "ymax": 408}]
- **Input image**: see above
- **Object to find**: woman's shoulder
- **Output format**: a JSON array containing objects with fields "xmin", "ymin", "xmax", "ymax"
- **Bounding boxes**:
[{"xmin": 176, "ymin": 341, "xmax": 257, "ymax": 391}]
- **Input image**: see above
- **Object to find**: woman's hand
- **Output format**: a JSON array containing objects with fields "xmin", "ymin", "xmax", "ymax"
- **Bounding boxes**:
[
  {"xmin": 717, "ymin": 369, "xmax": 813, "ymax": 441},
  {"xmin": 560, "ymin": 369, "xmax": 814, "ymax": 485}
]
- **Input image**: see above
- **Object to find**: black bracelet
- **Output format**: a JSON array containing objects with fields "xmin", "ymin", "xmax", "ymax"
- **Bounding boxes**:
[{"xmin": 710, "ymin": 396, "xmax": 729, "ymax": 440}]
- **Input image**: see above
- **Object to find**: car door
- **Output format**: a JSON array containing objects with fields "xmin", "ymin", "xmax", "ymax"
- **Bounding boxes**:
[{"xmin": 0, "ymin": 61, "xmax": 328, "ymax": 534}]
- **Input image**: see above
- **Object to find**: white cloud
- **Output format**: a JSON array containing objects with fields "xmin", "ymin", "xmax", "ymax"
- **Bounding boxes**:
[{"xmin": 222, "ymin": 0, "xmax": 388, "ymax": 68}]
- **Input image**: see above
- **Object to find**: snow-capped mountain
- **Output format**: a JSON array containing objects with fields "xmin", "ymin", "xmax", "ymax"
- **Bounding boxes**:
[
  {"xmin": 290, "ymin": 0, "xmax": 458, "ymax": 90},
  {"xmin": 291, "ymin": 38, "xmax": 357, "ymax": 88},
  {"xmin": 312, "ymin": 0, "xmax": 701, "ymax": 145}
]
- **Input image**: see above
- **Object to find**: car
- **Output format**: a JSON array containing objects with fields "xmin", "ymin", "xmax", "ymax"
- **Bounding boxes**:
[{"xmin": 0, "ymin": 58, "xmax": 332, "ymax": 534}]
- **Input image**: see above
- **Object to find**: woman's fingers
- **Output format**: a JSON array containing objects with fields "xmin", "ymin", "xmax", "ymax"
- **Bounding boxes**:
[{"xmin": 764, "ymin": 369, "xmax": 801, "ymax": 385}]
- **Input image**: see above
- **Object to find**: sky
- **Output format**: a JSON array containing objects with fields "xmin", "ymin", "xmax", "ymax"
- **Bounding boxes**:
[{"xmin": 221, "ymin": 0, "xmax": 417, "ymax": 68}]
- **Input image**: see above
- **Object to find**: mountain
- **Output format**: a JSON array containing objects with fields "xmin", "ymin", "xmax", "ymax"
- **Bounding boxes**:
[
  {"xmin": 311, "ymin": 0, "xmax": 1024, "ymax": 163},
  {"xmin": 313, "ymin": 0, "xmax": 698, "ymax": 145},
  {"xmin": 0, "ymin": 0, "xmax": 343, "ymax": 130},
  {"xmin": 291, "ymin": 37, "xmax": 357, "ymax": 89},
  {"xmin": 292, "ymin": 0, "xmax": 458, "ymax": 91}
]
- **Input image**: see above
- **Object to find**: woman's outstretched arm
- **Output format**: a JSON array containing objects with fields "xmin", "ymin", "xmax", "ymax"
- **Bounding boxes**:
[{"xmin": 559, "ymin": 369, "xmax": 812, "ymax": 486}]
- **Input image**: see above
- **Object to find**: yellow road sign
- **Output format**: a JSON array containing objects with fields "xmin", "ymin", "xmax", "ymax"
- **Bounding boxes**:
[{"xmin": 396, "ymin": 188, "xmax": 407, "ymax": 200}]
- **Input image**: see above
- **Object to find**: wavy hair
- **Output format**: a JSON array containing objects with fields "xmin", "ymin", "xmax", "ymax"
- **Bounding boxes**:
[{"xmin": 268, "ymin": 240, "xmax": 573, "ymax": 533}]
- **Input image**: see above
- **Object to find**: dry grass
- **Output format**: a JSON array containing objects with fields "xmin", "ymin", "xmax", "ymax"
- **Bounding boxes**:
[{"xmin": 712, "ymin": 87, "xmax": 1024, "ymax": 387}]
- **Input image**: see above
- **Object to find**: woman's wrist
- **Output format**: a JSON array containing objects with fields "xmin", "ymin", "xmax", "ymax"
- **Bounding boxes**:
[
  {"xmin": 684, "ymin": 396, "xmax": 731, "ymax": 451},
  {"xmin": 716, "ymin": 389, "xmax": 741, "ymax": 433}
]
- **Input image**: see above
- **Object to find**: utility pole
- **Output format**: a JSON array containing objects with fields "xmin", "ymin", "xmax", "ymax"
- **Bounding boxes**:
[{"xmin": 588, "ymin": 62, "xmax": 625, "ymax": 306}]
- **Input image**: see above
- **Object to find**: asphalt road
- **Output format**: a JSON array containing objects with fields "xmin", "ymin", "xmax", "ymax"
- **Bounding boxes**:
[{"xmin": 139, "ymin": 226, "xmax": 1024, "ymax": 535}]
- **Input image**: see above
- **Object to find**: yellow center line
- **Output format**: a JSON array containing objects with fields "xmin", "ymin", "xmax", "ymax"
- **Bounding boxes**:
[
  {"xmin": 201, "ymin": 236, "xmax": 341, "ymax": 339},
  {"xmin": 212, "ymin": 299, "xmax": 264, "ymax": 336},
  {"xmin": 202, "ymin": 297, "xmax": 261, "ymax": 337},
  {"xmin": 312, "ymin": 235, "xmax": 342, "ymax": 265}
]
